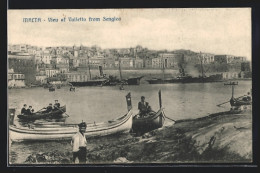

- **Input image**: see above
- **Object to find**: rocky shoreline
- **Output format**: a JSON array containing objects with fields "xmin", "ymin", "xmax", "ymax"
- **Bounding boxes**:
[{"xmin": 24, "ymin": 110, "xmax": 252, "ymax": 164}]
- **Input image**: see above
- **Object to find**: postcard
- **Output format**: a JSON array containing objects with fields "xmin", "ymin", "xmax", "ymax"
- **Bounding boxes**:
[{"xmin": 7, "ymin": 8, "xmax": 252, "ymax": 165}]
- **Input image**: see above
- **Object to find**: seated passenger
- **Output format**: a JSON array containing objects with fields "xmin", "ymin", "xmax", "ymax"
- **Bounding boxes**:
[
  {"xmin": 138, "ymin": 96, "xmax": 152, "ymax": 118},
  {"xmin": 26, "ymin": 106, "xmax": 33, "ymax": 115},
  {"xmin": 21, "ymin": 104, "xmax": 27, "ymax": 114}
]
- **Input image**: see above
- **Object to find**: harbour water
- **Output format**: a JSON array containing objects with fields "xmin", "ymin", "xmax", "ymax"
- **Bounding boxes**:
[{"xmin": 8, "ymin": 81, "xmax": 252, "ymax": 164}]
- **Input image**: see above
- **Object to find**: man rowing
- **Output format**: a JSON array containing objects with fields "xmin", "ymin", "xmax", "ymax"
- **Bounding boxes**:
[
  {"xmin": 21, "ymin": 104, "xmax": 27, "ymax": 114},
  {"xmin": 138, "ymin": 96, "xmax": 152, "ymax": 118},
  {"xmin": 53, "ymin": 100, "xmax": 60, "ymax": 110},
  {"xmin": 42, "ymin": 103, "xmax": 53, "ymax": 113}
]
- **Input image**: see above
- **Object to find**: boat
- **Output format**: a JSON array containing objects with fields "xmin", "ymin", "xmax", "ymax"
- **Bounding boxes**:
[
  {"xmin": 17, "ymin": 105, "xmax": 66, "ymax": 121},
  {"xmin": 49, "ymin": 87, "xmax": 55, "ymax": 92},
  {"xmin": 69, "ymin": 79, "xmax": 108, "ymax": 86},
  {"xmin": 105, "ymin": 58, "xmax": 143, "ymax": 86},
  {"xmin": 9, "ymin": 93, "xmax": 133, "ymax": 142},
  {"xmin": 147, "ymin": 52, "xmax": 223, "ymax": 84},
  {"xmin": 125, "ymin": 76, "xmax": 143, "ymax": 85},
  {"xmin": 131, "ymin": 90, "xmax": 166, "ymax": 135}
]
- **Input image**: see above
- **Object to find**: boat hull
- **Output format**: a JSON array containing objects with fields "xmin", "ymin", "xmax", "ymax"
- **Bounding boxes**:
[
  {"xmin": 126, "ymin": 76, "xmax": 143, "ymax": 85},
  {"xmin": 9, "ymin": 111, "xmax": 133, "ymax": 142},
  {"xmin": 69, "ymin": 79, "xmax": 108, "ymax": 86},
  {"xmin": 132, "ymin": 109, "xmax": 165, "ymax": 134},
  {"xmin": 17, "ymin": 106, "xmax": 66, "ymax": 121},
  {"xmin": 147, "ymin": 75, "xmax": 223, "ymax": 84}
]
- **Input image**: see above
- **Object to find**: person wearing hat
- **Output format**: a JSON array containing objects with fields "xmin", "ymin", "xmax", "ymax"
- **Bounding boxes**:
[
  {"xmin": 71, "ymin": 122, "xmax": 87, "ymax": 164},
  {"xmin": 43, "ymin": 103, "xmax": 53, "ymax": 113},
  {"xmin": 138, "ymin": 96, "xmax": 151, "ymax": 118},
  {"xmin": 21, "ymin": 104, "xmax": 27, "ymax": 114},
  {"xmin": 53, "ymin": 100, "xmax": 60, "ymax": 110},
  {"xmin": 26, "ymin": 106, "xmax": 33, "ymax": 115}
]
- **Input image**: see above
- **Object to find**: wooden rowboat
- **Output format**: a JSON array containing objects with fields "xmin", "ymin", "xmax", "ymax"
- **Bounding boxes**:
[
  {"xmin": 9, "ymin": 111, "xmax": 132, "ymax": 142},
  {"xmin": 131, "ymin": 90, "xmax": 167, "ymax": 135},
  {"xmin": 132, "ymin": 109, "xmax": 166, "ymax": 134},
  {"xmin": 9, "ymin": 93, "xmax": 133, "ymax": 142},
  {"xmin": 17, "ymin": 105, "xmax": 66, "ymax": 121}
]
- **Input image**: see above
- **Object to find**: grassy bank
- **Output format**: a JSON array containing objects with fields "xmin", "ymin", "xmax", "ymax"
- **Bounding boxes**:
[{"xmin": 24, "ymin": 110, "xmax": 252, "ymax": 164}]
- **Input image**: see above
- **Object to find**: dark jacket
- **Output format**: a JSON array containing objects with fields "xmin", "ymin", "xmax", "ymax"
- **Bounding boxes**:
[
  {"xmin": 54, "ymin": 103, "xmax": 60, "ymax": 108},
  {"xmin": 26, "ymin": 109, "xmax": 33, "ymax": 115},
  {"xmin": 21, "ymin": 108, "xmax": 27, "ymax": 114},
  {"xmin": 46, "ymin": 106, "xmax": 53, "ymax": 112},
  {"xmin": 138, "ymin": 101, "xmax": 149, "ymax": 113}
]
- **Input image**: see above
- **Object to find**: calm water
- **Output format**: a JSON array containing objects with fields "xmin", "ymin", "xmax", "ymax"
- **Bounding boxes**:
[{"xmin": 8, "ymin": 81, "xmax": 252, "ymax": 164}]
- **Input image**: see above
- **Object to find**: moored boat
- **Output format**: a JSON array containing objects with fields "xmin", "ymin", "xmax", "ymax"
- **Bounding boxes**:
[
  {"xmin": 131, "ymin": 90, "xmax": 166, "ymax": 135},
  {"xmin": 69, "ymin": 79, "xmax": 109, "ymax": 86},
  {"xmin": 125, "ymin": 76, "xmax": 143, "ymax": 85},
  {"xmin": 17, "ymin": 105, "xmax": 66, "ymax": 121},
  {"xmin": 9, "ymin": 93, "xmax": 133, "ymax": 142}
]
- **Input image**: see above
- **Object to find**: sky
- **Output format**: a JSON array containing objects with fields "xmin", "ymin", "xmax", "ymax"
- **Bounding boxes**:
[{"xmin": 8, "ymin": 9, "xmax": 251, "ymax": 59}]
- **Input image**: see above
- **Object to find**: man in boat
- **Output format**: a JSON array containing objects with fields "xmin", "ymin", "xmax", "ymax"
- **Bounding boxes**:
[
  {"xmin": 26, "ymin": 106, "xmax": 33, "ymax": 115},
  {"xmin": 43, "ymin": 103, "xmax": 53, "ymax": 113},
  {"xmin": 21, "ymin": 104, "xmax": 27, "ymax": 114},
  {"xmin": 71, "ymin": 122, "xmax": 87, "ymax": 164},
  {"xmin": 53, "ymin": 100, "xmax": 60, "ymax": 110},
  {"xmin": 138, "ymin": 96, "xmax": 152, "ymax": 118}
]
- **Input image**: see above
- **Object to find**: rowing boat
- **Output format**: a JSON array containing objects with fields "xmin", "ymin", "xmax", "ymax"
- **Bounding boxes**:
[
  {"xmin": 132, "ymin": 108, "xmax": 166, "ymax": 134},
  {"xmin": 17, "ymin": 105, "xmax": 66, "ymax": 120},
  {"xmin": 9, "ymin": 111, "xmax": 132, "ymax": 142},
  {"xmin": 9, "ymin": 93, "xmax": 133, "ymax": 142},
  {"xmin": 131, "ymin": 90, "xmax": 167, "ymax": 135}
]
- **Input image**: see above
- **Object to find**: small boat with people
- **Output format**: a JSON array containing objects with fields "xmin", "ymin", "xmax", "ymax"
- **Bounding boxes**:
[
  {"xmin": 217, "ymin": 81, "xmax": 252, "ymax": 112},
  {"xmin": 131, "ymin": 90, "xmax": 166, "ymax": 135},
  {"xmin": 9, "ymin": 93, "xmax": 133, "ymax": 142},
  {"xmin": 17, "ymin": 105, "xmax": 66, "ymax": 121}
]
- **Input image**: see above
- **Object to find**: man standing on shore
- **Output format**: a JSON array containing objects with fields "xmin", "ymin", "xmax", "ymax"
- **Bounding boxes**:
[{"xmin": 71, "ymin": 122, "xmax": 87, "ymax": 164}]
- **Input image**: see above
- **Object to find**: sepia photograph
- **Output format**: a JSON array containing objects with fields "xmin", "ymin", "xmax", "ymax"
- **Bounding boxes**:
[{"xmin": 7, "ymin": 8, "xmax": 252, "ymax": 165}]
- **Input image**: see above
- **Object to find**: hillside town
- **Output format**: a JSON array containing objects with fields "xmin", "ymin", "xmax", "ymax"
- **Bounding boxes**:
[{"xmin": 8, "ymin": 44, "xmax": 252, "ymax": 88}]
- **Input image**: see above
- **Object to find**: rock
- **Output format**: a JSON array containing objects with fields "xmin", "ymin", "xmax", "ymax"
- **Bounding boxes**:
[{"xmin": 114, "ymin": 157, "xmax": 133, "ymax": 163}]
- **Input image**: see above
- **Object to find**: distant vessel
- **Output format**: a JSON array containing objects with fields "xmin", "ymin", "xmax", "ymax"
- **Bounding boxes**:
[
  {"xmin": 106, "ymin": 57, "xmax": 143, "ymax": 86},
  {"xmin": 68, "ymin": 57, "xmax": 109, "ymax": 86},
  {"xmin": 147, "ymin": 52, "xmax": 223, "ymax": 84}
]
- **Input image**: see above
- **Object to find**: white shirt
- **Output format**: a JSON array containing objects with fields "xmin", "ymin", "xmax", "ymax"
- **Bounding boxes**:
[{"xmin": 71, "ymin": 132, "xmax": 87, "ymax": 152}]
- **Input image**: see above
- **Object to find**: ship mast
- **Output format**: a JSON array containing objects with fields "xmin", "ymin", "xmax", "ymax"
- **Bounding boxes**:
[
  {"xmin": 162, "ymin": 59, "xmax": 165, "ymax": 82},
  {"xmin": 199, "ymin": 51, "xmax": 204, "ymax": 77},
  {"xmin": 118, "ymin": 57, "xmax": 123, "ymax": 81},
  {"xmin": 87, "ymin": 55, "xmax": 92, "ymax": 80}
]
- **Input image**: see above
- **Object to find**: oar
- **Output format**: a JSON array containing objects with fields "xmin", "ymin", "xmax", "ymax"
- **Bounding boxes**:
[
  {"xmin": 165, "ymin": 116, "xmax": 176, "ymax": 122},
  {"xmin": 35, "ymin": 107, "xmax": 46, "ymax": 113},
  {"xmin": 217, "ymin": 95, "xmax": 246, "ymax": 107},
  {"xmin": 54, "ymin": 106, "xmax": 70, "ymax": 117}
]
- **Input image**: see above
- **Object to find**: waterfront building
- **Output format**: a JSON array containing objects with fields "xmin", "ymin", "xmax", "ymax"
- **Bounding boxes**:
[
  {"xmin": 152, "ymin": 57, "xmax": 163, "ymax": 68},
  {"xmin": 222, "ymin": 72, "xmax": 239, "ymax": 79},
  {"xmin": 134, "ymin": 58, "xmax": 144, "ymax": 68},
  {"xmin": 8, "ymin": 68, "xmax": 26, "ymax": 88},
  {"xmin": 8, "ymin": 54, "xmax": 36, "ymax": 85},
  {"xmin": 65, "ymin": 72, "xmax": 88, "ymax": 82},
  {"xmin": 214, "ymin": 55, "xmax": 245, "ymax": 64},
  {"xmin": 120, "ymin": 57, "xmax": 134, "ymax": 69},
  {"xmin": 144, "ymin": 58, "xmax": 153, "ymax": 68},
  {"xmin": 56, "ymin": 63, "xmax": 70, "ymax": 73},
  {"xmin": 35, "ymin": 75, "xmax": 47, "ymax": 84},
  {"xmin": 199, "ymin": 53, "xmax": 215, "ymax": 64},
  {"xmin": 42, "ymin": 53, "xmax": 52, "ymax": 64},
  {"xmin": 241, "ymin": 61, "xmax": 251, "ymax": 72},
  {"xmin": 45, "ymin": 68, "xmax": 60, "ymax": 77},
  {"xmin": 158, "ymin": 53, "xmax": 184, "ymax": 68},
  {"xmin": 8, "ymin": 44, "xmax": 28, "ymax": 53}
]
